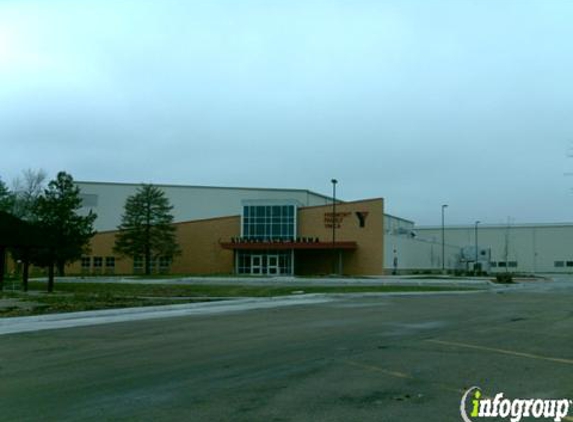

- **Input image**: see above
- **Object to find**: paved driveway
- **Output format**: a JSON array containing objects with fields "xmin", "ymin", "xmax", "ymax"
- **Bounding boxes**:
[{"xmin": 1, "ymin": 278, "xmax": 571, "ymax": 421}]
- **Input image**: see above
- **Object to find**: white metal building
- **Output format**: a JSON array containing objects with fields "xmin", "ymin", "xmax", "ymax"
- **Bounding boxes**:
[
  {"xmin": 416, "ymin": 223, "xmax": 573, "ymax": 274},
  {"xmin": 382, "ymin": 215, "xmax": 461, "ymax": 273},
  {"xmin": 76, "ymin": 181, "xmax": 334, "ymax": 232}
]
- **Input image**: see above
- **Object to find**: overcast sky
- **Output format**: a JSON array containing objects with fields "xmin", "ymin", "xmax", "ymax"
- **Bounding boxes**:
[{"xmin": 1, "ymin": 0, "xmax": 572, "ymax": 225}]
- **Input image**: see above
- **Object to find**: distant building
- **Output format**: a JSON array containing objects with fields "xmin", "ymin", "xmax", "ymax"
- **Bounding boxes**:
[{"xmin": 416, "ymin": 223, "xmax": 573, "ymax": 274}]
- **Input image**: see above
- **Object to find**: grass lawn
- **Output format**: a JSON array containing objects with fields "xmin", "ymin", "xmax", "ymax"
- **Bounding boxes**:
[{"xmin": 0, "ymin": 281, "xmax": 480, "ymax": 318}]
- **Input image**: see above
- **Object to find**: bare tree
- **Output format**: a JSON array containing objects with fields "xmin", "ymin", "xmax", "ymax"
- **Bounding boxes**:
[{"xmin": 12, "ymin": 169, "xmax": 47, "ymax": 220}]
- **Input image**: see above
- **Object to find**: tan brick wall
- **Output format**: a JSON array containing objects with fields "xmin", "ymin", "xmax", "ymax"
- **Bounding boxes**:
[
  {"xmin": 297, "ymin": 198, "xmax": 384, "ymax": 275},
  {"xmin": 66, "ymin": 198, "xmax": 384, "ymax": 276},
  {"xmin": 67, "ymin": 216, "xmax": 240, "ymax": 275},
  {"xmin": 66, "ymin": 230, "xmax": 132, "ymax": 275},
  {"xmin": 172, "ymin": 216, "xmax": 239, "ymax": 274}
]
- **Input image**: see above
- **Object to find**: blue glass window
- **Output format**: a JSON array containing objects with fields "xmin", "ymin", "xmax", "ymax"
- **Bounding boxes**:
[{"xmin": 242, "ymin": 204, "xmax": 296, "ymax": 240}]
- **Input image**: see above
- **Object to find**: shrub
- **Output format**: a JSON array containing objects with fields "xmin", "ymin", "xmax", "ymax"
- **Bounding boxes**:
[{"xmin": 495, "ymin": 273, "xmax": 514, "ymax": 284}]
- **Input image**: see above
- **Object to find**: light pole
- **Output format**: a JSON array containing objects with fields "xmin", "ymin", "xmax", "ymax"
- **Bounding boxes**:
[
  {"xmin": 331, "ymin": 179, "xmax": 338, "ymax": 274},
  {"xmin": 474, "ymin": 220, "xmax": 480, "ymax": 272},
  {"xmin": 441, "ymin": 204, "xmax": 448, "ymax": 273}
]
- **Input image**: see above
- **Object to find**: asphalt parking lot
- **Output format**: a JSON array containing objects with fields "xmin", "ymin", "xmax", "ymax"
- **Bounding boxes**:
[{"xmin": 1, "ymin": 278, "xmax": 572, "ymax": 422}]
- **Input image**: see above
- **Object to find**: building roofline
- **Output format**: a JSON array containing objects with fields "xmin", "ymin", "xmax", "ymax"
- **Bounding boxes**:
[
  {"xmin": 417, "ymin": 222, "xmax": 573, "ymax": 229},
  {"xmin": 384, "ymin": 213, "xmax": 415, "ymax": 224},
  {"xmin": 89, "ymin": 197, "xmax": 385, "ymax": 235},
  {"xmin": 93, "ymin": 214, "xmax": 241, "ymax": 235},
  {"xmin": 174, "ymin": 214, "xmax": 240, "ymax": 226},
  {"xmin": 75, "ymin": 180, "xmax": 332, "ymax": 200},
  {"xmin": 299, "ymin": 197, "xmax": 383, "ymax": 211}
]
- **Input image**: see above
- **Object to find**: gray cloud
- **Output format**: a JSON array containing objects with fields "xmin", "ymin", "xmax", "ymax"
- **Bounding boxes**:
[{"xmin": 1, "ymin": 0, "xmax": 572, "ymax": 225}]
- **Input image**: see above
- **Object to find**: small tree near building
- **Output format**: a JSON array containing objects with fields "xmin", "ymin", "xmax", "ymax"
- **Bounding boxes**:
[
  {"xmin": 0, "ymin": 178, "xmax": 14, "ymax": 289},
  {"xmin": 0, "ymin": 178, "xmax": 15, "ymax": 213},
  {"xmin": 33, "ymin": 172, "xmax": 97, "ymax": 291},
  {"xmin": 2, "ymin": 172, "xmax": 40, "ymax": 291},
  {"xmin": 114, "ymin": 184, "xmax": 180, "ymax": 275}
]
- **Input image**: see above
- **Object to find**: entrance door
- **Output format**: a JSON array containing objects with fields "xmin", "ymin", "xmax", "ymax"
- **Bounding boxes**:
[
  {"xmin": 267, "ymin": 255, "xmax": 279, "ymax": 275},
  {"xmin": 251, "ymin": 255, "xmax": 263, "ymax": 275}
]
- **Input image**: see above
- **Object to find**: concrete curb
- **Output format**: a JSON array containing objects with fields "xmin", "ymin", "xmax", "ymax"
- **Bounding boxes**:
[
  {"xmin": 0, "ymin": 295, "xmax": 333, "ymax": 336},
  {"xmin": 0, "ymin": 287, "xmax": 494, "ymax": 336},
  {"xmin": 28, "ymin": 276, "xmax": 496, "ymax": 287}
]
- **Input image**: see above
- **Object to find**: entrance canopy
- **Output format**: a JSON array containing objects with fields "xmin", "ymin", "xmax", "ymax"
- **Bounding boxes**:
[{"xmin": 222, "ymin": 238, "xmax": 358, "ymax": 276}]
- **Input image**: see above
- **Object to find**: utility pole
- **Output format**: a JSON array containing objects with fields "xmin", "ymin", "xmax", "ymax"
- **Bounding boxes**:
[
  {"xmin": 504, "ymin": 216, "xmax": 512, "ymax": 272},
  {"xmin": 441, "ymin": 204, "xmax": 448, "ymax": 273},
  {"xmin": 474, "ymin": 220, "xmax": 480, "ymax": 273},
  {"xmin": 331, "ymin": 179, "xmax": 338, "ymax": 275}
]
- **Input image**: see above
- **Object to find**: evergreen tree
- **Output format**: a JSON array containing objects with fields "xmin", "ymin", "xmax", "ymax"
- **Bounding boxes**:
[
  {"xmin": 0, "ymin": 178, "xmax": 15, "ymax": 213},
  {"xmin": 113, "ymin": 184, "xmax": 180, "ymax": 275},
  {"xmin": 33, "ymin": 171, "xmax": 97, "ymax": 291},
  {"xmin": 0, "ymin": 178, "xmax": 14, "ymax": 290}
]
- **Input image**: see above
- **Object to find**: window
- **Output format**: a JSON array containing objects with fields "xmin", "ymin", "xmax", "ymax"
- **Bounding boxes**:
[
  {"xmin": 498, "ymin": 261, "xmax": 507, "ymax": 267},
  {"xmin": 159, "ymin": 256, "xmax": 171, "ymax": 270},
  {"xmin": 81, "ymin": 257, "xmax": 91, "ymax": 269},
  {"xmin": 238, "ymin": 252, "xmax": 250, "ymax": 274},
  {"xmin": 79, "ymin": 193, "xmax": 99, "ymax": 207},
  {"xmin": 133, "ymin": 257, "xmax": 164, "ymax": 272},
  {"xmin": 508, "ymin": 261, "xmax": 518, "ymax": 268},
  {"xmin": 490, "ymin": 261, "xmax": 497, "ymax": 267},
  {"xmin": 566, "ymin": 261, "xmax": 573, "ymax": 267},
  {"xmin": 103, "ymin": 256, "xmax": 115, "ymax": 274},
  {"xmin": 133, "ymin": 256, "xmax": 143, "ymax": 273},
  {"xmin": 242, "ymin": 204, "xmax": 296, "ymax": 240},
  {"xmin": 555, "ymin": 261, "xmax": 564, "ymax": 268},
  {"xmin": 94, "ymin": 256, "xmax": 103, "ymax": 272}
]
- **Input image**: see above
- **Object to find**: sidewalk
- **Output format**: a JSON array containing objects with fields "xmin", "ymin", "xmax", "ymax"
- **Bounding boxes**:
[{"xmin": 31, "ymin": 274, "xmax": 498, "ymax": 287}]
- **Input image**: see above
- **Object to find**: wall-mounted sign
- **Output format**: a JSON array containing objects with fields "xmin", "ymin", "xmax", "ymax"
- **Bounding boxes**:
[
  {"xmin": 324, "ymin": 212, "xmax": 351, "ymax": 228},
  {"xmin": 355, "ymin": 211, "xmax": 369, "ymax": 228}
]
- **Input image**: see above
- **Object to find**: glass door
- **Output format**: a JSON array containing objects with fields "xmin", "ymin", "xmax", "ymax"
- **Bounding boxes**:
[
  {"xmin": 251, "ymin": 255, "xmax": 264, "ymax": 275},
  {"xmin": 267, "ymin": 255, "xmax": 279, "ymax": 275}
]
